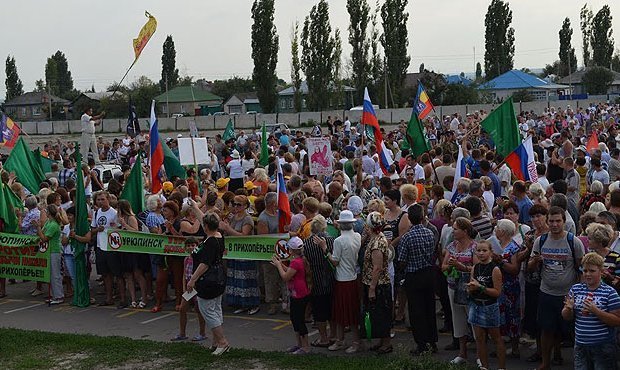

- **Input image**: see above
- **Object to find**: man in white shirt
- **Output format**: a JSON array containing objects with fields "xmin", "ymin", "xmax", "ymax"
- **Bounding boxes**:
[
  {"xmin": 80, "ymin": 107, "xmax": 105, "ymax": 164},
  {"xmin": 450, "ymin": 113, "xmax": 460, "ymax": 131},
  {"xmin": 344, "ymin": 116, "xmax": 351, "ymax": 137}
]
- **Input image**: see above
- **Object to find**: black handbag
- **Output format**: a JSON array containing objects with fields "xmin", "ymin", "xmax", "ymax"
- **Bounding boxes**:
[{"xmin": 194, "ymin": 237, "xmax": 226, "ymax": 299}]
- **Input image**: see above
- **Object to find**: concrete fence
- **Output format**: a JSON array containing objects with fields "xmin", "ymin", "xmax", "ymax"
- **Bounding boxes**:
[{"xmin": 17, "ymin": 97, "xmax": 609, "ymax": 136}]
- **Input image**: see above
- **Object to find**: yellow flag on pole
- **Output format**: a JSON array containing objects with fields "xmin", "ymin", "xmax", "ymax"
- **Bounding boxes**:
[{"xmin": 132, "ymin": 11, "xmax": 157, "ymax": 62}]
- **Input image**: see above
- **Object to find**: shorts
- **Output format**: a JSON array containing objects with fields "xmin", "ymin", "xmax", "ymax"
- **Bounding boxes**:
[
  {"xmin": 468, "ymin": 301, "xmax": 500, "ymax": 328},
  {"xmin": 197, "ymin": 295, "xmax": 224, "ymax": 330},
  {"xmin": 95, "ymin": 248, "xmax": 122, "ymax": 277},
  {"xmin": 537, "ymin": 291, "xmax": 569, "ymax": 334},
  {"xmin": 311, "ymin": 294, "xmax": 332, "ymax": 323}
]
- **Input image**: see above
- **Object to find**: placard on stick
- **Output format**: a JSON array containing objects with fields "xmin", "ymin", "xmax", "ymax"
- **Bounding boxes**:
[{"xmin": 178, "ymin": 137, "xmax": 209, "ymax": 165}]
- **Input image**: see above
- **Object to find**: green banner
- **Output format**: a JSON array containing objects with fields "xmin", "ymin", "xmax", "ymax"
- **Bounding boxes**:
[
  {"xmin": 224, "ymin": 234, "xmax": 290, "ymax": 261},
  {"xmin": 0, "ymin": 233, "xmax": 50, "ymax": 282},
  {"xmin": 106, "ymin": 229, "xmax": 290, "ymax": 260}
]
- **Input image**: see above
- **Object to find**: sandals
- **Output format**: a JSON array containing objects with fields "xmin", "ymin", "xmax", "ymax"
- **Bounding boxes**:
[
  {"xmin": 170, "ymin": 335, "xmax": 188, "ymax": 341},
  {"xmin": 192, "ymin": 335, "xmax": 207, "ymax": 342},
  {"xmin": 291, "ymin": 348, "xmax": 310, "ymax": 355},
  {"xmin": 150, "ymin": 305, "xmax": 162, "ymax": 313},
  {"xmin": 138, "ymin": 300, "xmax": 147, "ymax": 309},
  {"xmin": 130, "ymin": 301, "xmax": 138, "ymax": 308},
  {"xmin": 311, "ymin": 339, "xmax": 330, "ymax": 348},
  {"xmin": 376, "ymin": 345, "xmax": 393, "ymax": 354},
  {"xmin": 286, "ymin": 345, "xmax": 300, "ymax": 353},
  {"xmin": 98, "ymin": 301, "xmax": 114, "ymax": 307}
]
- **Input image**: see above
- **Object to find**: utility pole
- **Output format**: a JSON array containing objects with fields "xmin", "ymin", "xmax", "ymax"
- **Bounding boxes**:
[
  {"xmin": 46, "ymin": 80, "xmax": 52, "ymax": 121},
  {"xmin": 473, "ymin": 46, "xmax": 476, "ymax": 74},
  {"xmin": 165, "ymin": 74, "xmax": 170, "ymax": 118},
  {"xmin": 567, "ymin": 52, "xmax": 572, "ymax": 97},
  {"xmin": 384, "ymin": 56, "xmax": 388, "ymax": 109}
]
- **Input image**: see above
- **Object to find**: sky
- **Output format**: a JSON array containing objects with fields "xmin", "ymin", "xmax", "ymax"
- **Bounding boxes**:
[{"xmin": 1, "ymin": 0, "xmax": 618, "ymax": 98}]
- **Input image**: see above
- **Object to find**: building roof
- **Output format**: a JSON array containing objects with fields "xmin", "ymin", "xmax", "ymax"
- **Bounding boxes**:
[
  {"xmin": 558, "ymin": 68, "xmax": 620, "ymax": 85},
  {"xmin": 4, "ymin": 91, "xmax": 70, "ymax": 106},
  {"xmin": 228, "ymin": 92, "xmax": 259, "ymax": 105},
  {"xmin": 278, "ymin": 81, "xmax": 356, "ymax": 96},
  {"xmin": 83, "ymin": 92, "xmax": 117, "ymax": 101},
  {"xmin": 445, "ymin": 74, "xmax": 473, "ymax": 86},
  {"xmin": 154, "ymin": 85, "xmax": 223, "ymax": 103},
  {"xmin": 479, "ymin": 70, "xmax": 567, "ymax": 90}
]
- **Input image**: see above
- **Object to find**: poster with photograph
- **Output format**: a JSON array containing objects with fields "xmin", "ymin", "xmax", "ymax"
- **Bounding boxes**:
[{"xmin": 307, "ymin": 137, "xmax": 332, "ymax": 176}]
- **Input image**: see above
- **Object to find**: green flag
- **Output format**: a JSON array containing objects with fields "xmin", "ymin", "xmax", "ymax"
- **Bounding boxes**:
[
  {"xmin": 4, "ymin": 137, "xmax": 46, "ymax": 194},
  {"xmin": 0, "ymin": 180, "xmax": 21, "ymax": 233},
  {"xmin": 72, "ymin": 148, "xmax": 91, "ymax": 308},
  {"xmin": 480, "ymin": 97, "xmax": 520, "ymax": 158},
  {"xmin": 403, "ymin": 109, "xmax": 430, "ymax": 157},
  {"xmin": 33, "ymin": 148, "xmax": 55, "ymax": 174},
  {"xmin": 120, "ymin": 158, "xmax": 145, "ymax": 214},
  {"xmin": 161, "ymin": 139, "xmax": 187, "ymax": 180},
  {"xmin": 222, "ymin": 119, "xmax": 236, "ymax": 141},
  {"xmin": 259, "ymin": 122, "xmax": 269, "ymax": 167}
]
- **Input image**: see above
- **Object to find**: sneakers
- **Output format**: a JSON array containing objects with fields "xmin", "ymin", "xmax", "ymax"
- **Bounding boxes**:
[
  {"xmin": 328, "ymin": 341, "xmax": 345, "ymax": 351},
  {"xmin": 450, "ymin": 356, "xmax": 467, "ymax": 365},
  {"xmin": 31, "ymin": 289, "xmax": 44, "ymax": 297},
  {"xmin": 248, "ymin": 306, "xmax": 260, "ymax": 315},
  {"xmin": 233, "ymin": 308, "xmax": 247, "ymax": 314},
  {"xmin": 49, "ymin": 299, "xmax": 64, "ymax": 305},
  {"xmin": 212, "ymin": 345, "xmax": 230, "ymax": 356}
]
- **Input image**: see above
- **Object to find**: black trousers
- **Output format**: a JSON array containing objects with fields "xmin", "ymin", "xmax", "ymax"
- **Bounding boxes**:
[
  {"xmin": 433, "ymin": 266, "xmax": 452, "ymax": 328},
  {"xmin": 290, "ymin": 296, "xmax": 309, "ymax": 336},
  {"xmin": 405, "ymin": 267, "xmax": 438, "ymax": 349}
]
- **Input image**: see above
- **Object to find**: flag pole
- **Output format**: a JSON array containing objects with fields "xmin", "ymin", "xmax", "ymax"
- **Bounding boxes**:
[{"xmin": 110, "ymin": 59, "xmax": 138, "ymax": 99}]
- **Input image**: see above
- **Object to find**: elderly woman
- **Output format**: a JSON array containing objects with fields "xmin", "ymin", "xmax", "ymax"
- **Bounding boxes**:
[
  {"xmin": 528, "ymin": 183, "xmax": 549, "ymax": 209},
  {"xmin": 253, "ymin": 168, "xmax": 270, "ymax": 196},
  {"xmin": 35, "ymin": 204, "xmax": 64, "ymax": 305},
  {"xmin": 361, "ymin": 212, "xmax": 393, "ymax": 354},
  {"xmin": 586, "ymin": 222, "xmax": 620, "ymax": 289},
  {"xmin": 493, "ymin": 219, "xmax": 523, "ymax": 358},
  {"xmin": 324, "ymin": 210, "xmax": 361, "ymax": 353},
  {"xmin": 219, "ymin": 195, "xmax": 260, "ymax": 315},
  {"xmin": 399, "ymin": 184, "xmax": 418, "ymax": 212},
  {"xmin": 303, "ymin": 215, "xmax": 336, "ymax": 347},
  {"xmin": 430, "ymin": 199, "xmax": 453, "ymax": 235},
  {"xmin": 442, "ymin": 217, "xmax": 479, "ymax": 364},
  {"xmin": 346, "ymin": 195, "xmax": 365, "ymax": 234},
  {"xmin": 579, "ymin": 180, "xmax": 605, "ymax": 215},
  {"xmin": 20, "ymin": 195, "xmax": 44, "ymax": 296}
]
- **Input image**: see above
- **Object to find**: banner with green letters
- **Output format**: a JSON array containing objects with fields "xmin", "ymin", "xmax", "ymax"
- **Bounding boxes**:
[
  {"xmin": 106, "ymin": 229, "xmax": 290, "ymax": 260},
  {"xmin": 0, "ymin": 233, "xmax": 50, "ymax": 282}
]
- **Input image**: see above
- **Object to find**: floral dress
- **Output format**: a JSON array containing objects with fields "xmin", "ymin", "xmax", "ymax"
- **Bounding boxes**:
[{"xmin": 498, "ymin": 240, "xmax": 521, "ymax": 338}]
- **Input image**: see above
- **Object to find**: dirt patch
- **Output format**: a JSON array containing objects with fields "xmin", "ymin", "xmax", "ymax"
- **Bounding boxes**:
[
  {"xmin": 52, "ymin": 353, "xmax": 90, "ymax": 369},
  {"xmin": 93, "ymin": 358, "xmax": 174, "ymax": 370}
]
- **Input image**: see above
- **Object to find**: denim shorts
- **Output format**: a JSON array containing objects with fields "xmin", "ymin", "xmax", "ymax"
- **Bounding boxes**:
[
  {"xmin": 574, "ymin": 342, "xmax": 617, "ymax": 370},
  {"xmin": 468, "ymin": 301, "xmax": 500, "ymax": 328},
  {"xmin": 197, "ymin": 295, "xmax": 224, "ymax": 330}
]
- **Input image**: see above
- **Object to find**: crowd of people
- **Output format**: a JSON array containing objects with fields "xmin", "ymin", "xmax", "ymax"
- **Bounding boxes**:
[{"xmin": 1, "ymin": 102, "xmax": 620, "ymax": 367}]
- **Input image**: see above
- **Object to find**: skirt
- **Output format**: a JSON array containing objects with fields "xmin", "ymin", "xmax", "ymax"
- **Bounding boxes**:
[
  {"xmin": 331, "ymin": 280, "xmax": 360, "ymax": 327},
  {"xmin": 225, "ymin": 259, "xmax": 260, "ymax": 308},
  {"xmin": 468, "ymin": 301, "xmax": 500, "ymax": 328},
  {"xmin": 361, "ymin": 284, "xmax": 393, "ymax": 339}
]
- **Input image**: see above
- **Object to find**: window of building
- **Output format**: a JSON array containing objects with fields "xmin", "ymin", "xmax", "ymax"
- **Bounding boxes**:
[
  {"xmin": 20, "ymin": 107, "xmax": 27, "ymax": 116},
  {"xmin": 32, "ymin": 106, "xmax": 41, "ymax": 116},
  {"xmin": 161, "ymin": 104, "xmax": 168, "ymax": 113},
  {"xmin": 280, "ymin": 99, "xmax": 287, "ymax": 109},
  {"xmin": 287, "ymin": 99, "xmax": 292, "ymax": 109},
  {"xmin": 302, "ymin": 99, "xmax": 306, "ymax": 109}
]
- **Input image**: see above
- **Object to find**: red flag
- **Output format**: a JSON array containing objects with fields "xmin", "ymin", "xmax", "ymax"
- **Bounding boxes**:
[
  {"xmin": 586, "ymin": 131, "xmax": 599, "ymax": 155},
  {"xmin": 0, "ymin": 112, "xmax": 20, "ymax": 149}
]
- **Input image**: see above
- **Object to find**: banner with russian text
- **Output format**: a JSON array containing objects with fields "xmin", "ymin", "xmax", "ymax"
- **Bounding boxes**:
[
  {"xmin": 106, "ymin": 229, "xmax": 290, "ymax": 260},
  {"xmin": 0, "ymin": 233, "xmax": 50, "ymax": 282}
]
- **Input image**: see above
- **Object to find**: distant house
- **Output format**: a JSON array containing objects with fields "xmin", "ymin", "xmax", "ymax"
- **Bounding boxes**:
[
  {"xmin": 153, "ymin": 85, "xmax": 223, "ymax": 116},
  {"xmin": 223, "ymin": 92, "xmax": 261, "ymax": 114},
  {"xmin": 478, "ymin": 70, "xmax": 568, "ymax": 102},
  {"xmin": 277, "ymin": 81, "xmax": 356, "ymax": 112},
  {"xmin": 558, "ymin": 68, "xmax": 620, "ymax": 95},
  {"xmin": 3, "ymin": 91, "xmax": 70, "ymax": 121},
  {"xmin": 445, "ymin": 74, "xmax": 473, "ymax": 86},
  {"xmin": 71, "ymin": 91, "xmax": 120, "ymax": 119}
]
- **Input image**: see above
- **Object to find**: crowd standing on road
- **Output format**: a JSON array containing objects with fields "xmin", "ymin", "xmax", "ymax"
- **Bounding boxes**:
[{"xmin": 2, "ymin": 103, "xmax": 620, "ymax": 367}]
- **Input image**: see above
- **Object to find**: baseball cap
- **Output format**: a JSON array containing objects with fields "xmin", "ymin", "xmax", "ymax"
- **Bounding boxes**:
[
  {"xmin": 287, "ymin": 237, "xmax": 303, "ymax": 250},
  {"xmin": 244, "ymin": 181, "xmax": 258, "ymax": 191}
]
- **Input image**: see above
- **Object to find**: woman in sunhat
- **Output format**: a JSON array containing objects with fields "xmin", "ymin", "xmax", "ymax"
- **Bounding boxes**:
[{"xmin": 226, "ymin": 150, "xmax": 245, "ymax": 193}]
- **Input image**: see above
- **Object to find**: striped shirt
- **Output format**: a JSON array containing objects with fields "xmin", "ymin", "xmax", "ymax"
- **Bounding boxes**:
[
  {"xmin": 471, "ymin": 215, "xmax": 494, "ymax": 240},
  {"xmin": 569, "ymin": 282, "xmax": 620, "ymax": 345},
  {"xmin": 303, "ymin": 234, "xmax": 335, "ymax": 296}
]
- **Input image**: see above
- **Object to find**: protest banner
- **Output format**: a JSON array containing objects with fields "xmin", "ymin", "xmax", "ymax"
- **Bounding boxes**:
[
  {"xmin": 106, "ymin": 229, "xmax": 289, "ymax": 261},
  {"xmin": 0, "ymin": 233, "xmax": 50, "ymax": 282},
  {"xmin": 307, "ymin": 137, "xmax": 333, "ymax": 176}
]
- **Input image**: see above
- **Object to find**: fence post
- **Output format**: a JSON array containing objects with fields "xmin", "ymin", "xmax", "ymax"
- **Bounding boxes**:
[{"xmin": 68, "ymin": 121, "xmax": 71, "ymax": 134}]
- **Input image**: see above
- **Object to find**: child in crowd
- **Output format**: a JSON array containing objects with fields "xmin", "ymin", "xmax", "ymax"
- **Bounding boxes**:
[
  {"xmin": 467, "ymin": 240, "xmax": 505, "ymax": 370},
  {"xmin": 171, "ymin": 237, "xmax": 207, "ymax": 342},
  {"xmin": 562, "ymin": 252, "xmax": 620, "ymax": 370},
  {"xmin": 271, "ymin": 237, "xmax": 311, "ymax": 355}
]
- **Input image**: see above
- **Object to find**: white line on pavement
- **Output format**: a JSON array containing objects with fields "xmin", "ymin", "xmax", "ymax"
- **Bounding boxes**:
[
  {"xmin": 307, "ymin": 330, "xmax": 318, "ymax": 337},
  {"xmin": 4, "ymin": 303, "xmax": 44, "ymax": 314},
  {"xmin": 140, "ymin": 312, "xmax": 175, "ymax": 324}
]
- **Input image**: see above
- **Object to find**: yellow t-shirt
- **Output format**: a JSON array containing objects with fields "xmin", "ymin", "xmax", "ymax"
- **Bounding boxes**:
[{"xmin": 576, "ymin": 166, "xmax": 587, "ymax": 196}]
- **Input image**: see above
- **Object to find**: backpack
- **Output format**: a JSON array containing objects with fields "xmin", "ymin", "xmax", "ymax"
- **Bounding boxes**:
[{"xmin": 538, "ymin": 232, "xmax": 580, "ymax": 274}]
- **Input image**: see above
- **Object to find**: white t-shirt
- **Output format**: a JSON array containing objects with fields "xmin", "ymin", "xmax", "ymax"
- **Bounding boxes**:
[
  {"xmin": 91, "ymin": 207, "xmax": 118, "ymax": 251},
  {"xmin": 61, "ymin": 224, "xmax": 72, "ymax": 255},
  {"xmin": 344, "ymin": 119, "xmax": 351, "ymax": 131},
  {"xmin": 227, "ymin": 159, "xmax": 245, "ymax": 179},
  {"xmin": 81, "ymin": 113, "xmax": 95, "ymax": 134},
  {"xmin": 332, "ymin": 230, "xmax": 361, "ymax": 282}
]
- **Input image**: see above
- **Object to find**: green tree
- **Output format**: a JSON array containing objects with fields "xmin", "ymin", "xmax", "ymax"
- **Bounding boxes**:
[
  {"xmin": 331, "ymin": 29, "xmax": 344, "ymax": 108},
  {"xmin": 442, "ymin": 84, "xmax": 480, "ymax": 105},
  {"xmin": 347, "ymin": 0, "xmax": 370, "ymax": 105},
  {"xmin": 558, "ymin": 17, "xmax": 578, "ymax": 77},
  {"xmin": 159, "ymin": 35, "xmax": 179, "ymax": 92},
  {"xmin": 301, "ymin": 0, "xmax": 338, "ymax": 111},
  {"xmin": 484, "ymin": 0, "xmax": 515, "ymax": 80},
  {"xmin": 475, "ymin": 62, "xmax": 483, "ymax": 81},
  {"xmin": 590, "ymin": 5, "xmax": 614, "ymax": 68},
  {"xmin": 418, "ymin": 71, "xmax": 446, "ymax": 106},
  {"xmin": 34, "ymin": 79, "xmax": 45, "ymax": 92},
  {"xmin": 211, "ymin": 77, "xmax": 255, "ymax": 103},
  {"xmin": 582, "ymin": 66, "xmax": 614, "ymax": 94},
  {"xmin": 251, "ymin": 0, "xmax": 279, "ymax": 113},
  {"xmin": 129, "ymin": 76, "xmax": 160, "ymax": 117},
  {"xmin": 45, "ymin": 51, "xmax": 74, "ymax": 99},
  {"xmin": 580, "ymin": 4, "xmax": 593, "ymax": 67},
  {"xmin": 368, "ymin": 1, "xmax": 383, "ymax": 104},
  {"xmin": 419, "ymin": 63, "xmax": 425, "ymax": 73},
  {"xmin": 542, "ymin": 61, "xmax": 562, "ymax": 80},
  {"xmin": 177, "ymin": 75, "xmax": 194, "ymax": 86},
  {"xmin": 613, "ymin": 53, "xmax": 620, "ymax": 71},
  {"xmin": 512, "ymin": 89, "xmax": 533, "ymax": 102},
  {"xmin": 380, "ymin": 0, "xmax": 410, "ymax": 107},
  {"xmin": 5, "ymin": 55, "xmax": 23, "ymax": 101},
  {"xmin": 290, "ymin": 21, "xmax": 303, "ymax": 112}
]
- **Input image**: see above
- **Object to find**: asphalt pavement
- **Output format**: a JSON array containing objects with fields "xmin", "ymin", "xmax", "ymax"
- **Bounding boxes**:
[{"xmin": 0, "ymin": 277, "xmax": 573, "ymax": 369}]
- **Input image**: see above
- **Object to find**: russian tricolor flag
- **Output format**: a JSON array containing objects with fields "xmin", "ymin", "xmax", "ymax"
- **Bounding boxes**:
[
  {"xmin": 505, "ymin": 136, "xmax": 538, "ymax": 182},
  {"xmin": 276, "ymin": 160, "xmax": 291, "ymax": 233},
  {"xmin": 362, "ymin": 87, "xmax": 393, "ymax": 174},
  {"xmin": 451, "ymin": 144, "xmax": 469, "ymax": 203},
  {"xmin": 149, "ymin": 100, "xmax": 164, "ymax": 193}
]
